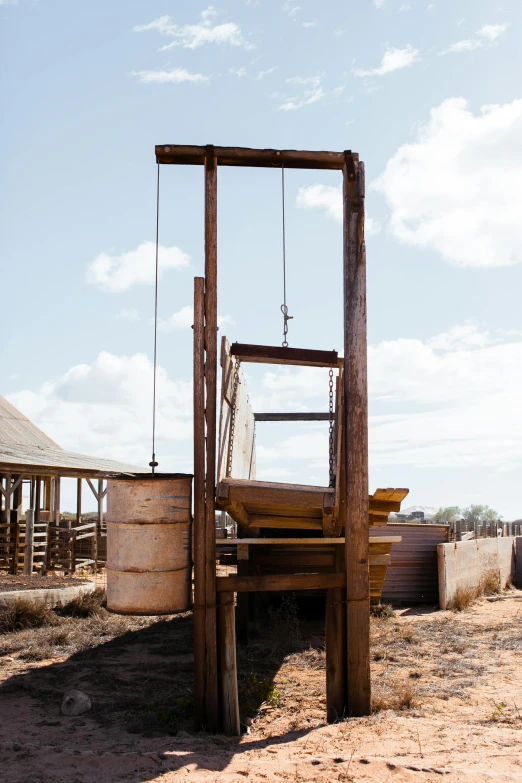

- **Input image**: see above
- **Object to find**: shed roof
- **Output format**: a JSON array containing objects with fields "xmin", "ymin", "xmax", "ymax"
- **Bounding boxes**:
[{"xmin": 0, "ymin": 396, "xmax": 148, "ymax": 478}]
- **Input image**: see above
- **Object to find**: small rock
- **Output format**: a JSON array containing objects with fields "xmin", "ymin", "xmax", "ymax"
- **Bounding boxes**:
[
  {"xmin": 61, "ymin": 690, "xmax": 92, "ymax": 716},
  {"xmin": 176, "ymin": 730, "xmax": 191, "ymax": 738}
]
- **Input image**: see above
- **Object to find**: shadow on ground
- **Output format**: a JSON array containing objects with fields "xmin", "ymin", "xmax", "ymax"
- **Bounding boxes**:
[{"xmin": 0, "ymin": 599, "xmax": 321, "ymax": 781}]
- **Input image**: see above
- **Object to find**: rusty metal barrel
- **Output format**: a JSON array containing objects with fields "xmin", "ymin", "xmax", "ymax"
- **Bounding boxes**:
[{"xmin": 106, "ymin": 474, "xmax": 193, "ymax": 615}]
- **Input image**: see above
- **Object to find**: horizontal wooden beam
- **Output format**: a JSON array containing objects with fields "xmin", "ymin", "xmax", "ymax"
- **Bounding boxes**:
[
  {"xmin": 222, "ymin": 537, "xmax": 401, "ymax": 545},
  {"xmin": 216, "ymin": 572, "xmax": 346, "ymax": 593},
  {"xmin": 254, "ymin": 412, "xmax": 331, "ymax": 422},
  {"xmin": 155, "ymin": 145, "xmax": 355, "ymax": 170},
  {"xmin": 230, "ymin": 343, "xmax": 339, "ymax": 368},
  {"xmin": 248, "ymin": 515, "xmax": 322, "ymax": 530}
]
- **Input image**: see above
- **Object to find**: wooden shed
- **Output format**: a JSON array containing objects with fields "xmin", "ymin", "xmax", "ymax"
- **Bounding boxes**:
[{"xmin": 0, "ymin": 395, "xmax": 146, "ymax": 574}]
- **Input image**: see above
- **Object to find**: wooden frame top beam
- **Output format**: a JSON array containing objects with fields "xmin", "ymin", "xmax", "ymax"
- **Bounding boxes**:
[
  {"xmin": 230, "ymin": 342, "xmax": 339, "ymax": 368},
  {"xmin": 156, "ymin": 145, "xmax": 358, "ymax": 171}
]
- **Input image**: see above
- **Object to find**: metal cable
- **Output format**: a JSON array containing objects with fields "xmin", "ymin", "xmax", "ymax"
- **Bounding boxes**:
[{"xmin": 150, "ymin": 163, "xmax": 160, "ymax": 475}]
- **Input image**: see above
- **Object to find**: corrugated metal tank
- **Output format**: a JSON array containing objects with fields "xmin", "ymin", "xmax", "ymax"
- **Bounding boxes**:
[
  {"xmin": 371, "ymin": 523, "xmax": 449, "ymax": 605},
  {"xmin": 106, "ymin": 474, "xmax": 193, "ymax": 615}
]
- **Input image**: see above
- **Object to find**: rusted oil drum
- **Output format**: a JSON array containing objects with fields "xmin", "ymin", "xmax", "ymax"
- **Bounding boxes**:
[{"xmin": 106, "ymin": 474, "xmax": 193, "ymax": 615}]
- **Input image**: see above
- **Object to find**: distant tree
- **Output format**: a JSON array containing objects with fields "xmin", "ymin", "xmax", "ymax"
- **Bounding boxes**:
[
  {"xmin": 462, "ymin": 504, "xmax": 501, "ymax": 523},
  {"xmin": 433, "ymin": 506, "xmax": 461, "ymax": 524}
]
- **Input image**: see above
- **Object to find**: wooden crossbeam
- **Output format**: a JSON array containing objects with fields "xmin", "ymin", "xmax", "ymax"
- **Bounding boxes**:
[
  {"xmin": 254, "ymin": 412, "xmax": 331, "ymax": 422},
  {"xmin": 155, "ymin": 145, "xmax": 354, "ymax": 171},
  {"xmin": 230, "ymin": 343, "xmax": 339, "ymax": 368},
  {"xmin": 217, "ymin": 572, "xmax": 346, "ymax": 593}
]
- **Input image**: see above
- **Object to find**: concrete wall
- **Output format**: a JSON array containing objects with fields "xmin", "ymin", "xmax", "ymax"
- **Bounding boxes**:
[{"xmin": 437, "ymin": 536, "xmax": 520, "ymax": 609}]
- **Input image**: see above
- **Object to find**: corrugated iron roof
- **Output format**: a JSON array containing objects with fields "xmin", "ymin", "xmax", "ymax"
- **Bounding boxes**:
[
  {"xmin": 0, "ymin": 395, "xmax": 147, "ymax": 477},
  {"xmin": 0, "ymin": 396, "xmax": 60, "ymax": 449}
]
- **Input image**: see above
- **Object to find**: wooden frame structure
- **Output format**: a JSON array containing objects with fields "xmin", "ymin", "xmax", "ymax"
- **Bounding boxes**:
[{"xmin": 157, "ymin": 144, "xmax": 369, "ymax": 732}]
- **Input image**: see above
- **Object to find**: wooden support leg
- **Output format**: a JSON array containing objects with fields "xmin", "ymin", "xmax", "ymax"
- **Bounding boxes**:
[
  {"xmin": 193, "ymin": 276, "xmax": 207, "ymax": 731},
  {"xmin": 218, "ymin": 592, "xmax": 240, "ymax": 736},
  {"xmin": 203, "ymin": 145, "xmax": 219, "ymax": 732},
  {"xmin": 236, "ymin": 543, "xmax": 249, "ymax": 645},
  {"xmin": 343, "ymin": 153, "xmax": 371, "ymax": 716},
  {"xmin": 326, "ymin": 586, "xmax": 347, "ymax": 723}
]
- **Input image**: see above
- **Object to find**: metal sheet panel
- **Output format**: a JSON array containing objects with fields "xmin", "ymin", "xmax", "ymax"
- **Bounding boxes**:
[{"xmin": 371, "ymin": 523, "xmax": 449, "ymax": 605}]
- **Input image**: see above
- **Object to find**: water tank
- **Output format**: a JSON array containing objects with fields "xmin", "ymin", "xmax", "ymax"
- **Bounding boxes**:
[{"xmin": 106, "ymin": 474, "xmax": 193, "ymax": 615}]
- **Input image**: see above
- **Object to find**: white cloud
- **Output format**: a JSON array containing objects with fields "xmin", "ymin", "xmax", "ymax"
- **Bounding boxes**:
[
  {"xmin": 87, "ymin": 241, "xmax": 190, "ymax": 293},
  {"xmin": 372, "ymin": 97, "xmax": 522, "ymax": 267},
  {"xmin": 159, "ymin": 306, "xmax": 234, "ymax": 332},
  {"xmin": 282, "ymin": 2, "xmax": 301, "ymax": 16},
  {"xmin": 132, "ymin": 69, "xmax": 210, "ymax": 84},
  {"xmin": 251, "ymin": 323, "xmax": 522, "ymax": 474},
  {"xmin": 302, "ymin": 20, "xmax": 317, "ymax": 28},
  {"xmin": 296, "ymin": 184, "xmax": 381, "ymax": 236},
  {"xmin": 477, "ymin": 23, "xmax": 509, "ymax": 42},
  {"xmin": 256, "ymin": 66, "xmax": 277, "ymax": 79},
  {"xmin": 134, "ymin": 7, "xmax": 251, "ymax": 50},
  {"xmin": 8, "ymin": 352, "xmax": 192, "ymax": 470},
  {"xmin": 399, "ymin": 3, "xmax": 412, "ymax": 11},
  {"xmin": 114, "ymin": 309, "xmax": 141, "ymax": 322},
  {"xmin": 354, "ymin": 45, "xmax": 420, "ymax": 77},
  {"xmin": 374, "ymin": 0, "xmax": 386, "ymax": 7},
  {"xmin": 440, "ymin": 22, "xmax": 509, "ymax": 55},
  {"xmin": 278, "ymin": 75, "xmax": 324, "ymax": 110}
]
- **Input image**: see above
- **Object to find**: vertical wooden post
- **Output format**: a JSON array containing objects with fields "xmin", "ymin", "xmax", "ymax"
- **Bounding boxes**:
[
  {"xmin": 218, "ymin": 591, "xmax": 240, "ymax": 736},
  {"xmin": 326, "ymin": 586, "xmax": 347, "ymax": 722},
  {"xmin": 204, "ymin": 144, "xmax": 219, "ymax": 731},
  {"xmin": 74, "ymin": 478, "xmax": 82, "ymax": 573},
  {"xmin": 35, "ymin": 478, "xmax": 42, "ymax": 572},
  {"xmin": 95, "ymin": 478, "xmax": 102, "ymax": 574},
  {"xmin": 236, "ymin": 543, "xmax": 250, "ymax": 645},
  {"xmin": 24, "ymin": 509, "xmax": 34, "ymax": 576},
  {"xmin": 343, "ymin": 152, "xmax": 371, "ymax": 717},
  {"xmin": 193, "ymin": 276, "xmax": 207, "ymax": 730}
]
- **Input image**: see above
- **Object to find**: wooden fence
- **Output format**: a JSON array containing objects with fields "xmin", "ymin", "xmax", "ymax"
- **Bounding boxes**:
[{"xmin": 449, "ymin": 519, "xmax": 522, "ymax": 542}]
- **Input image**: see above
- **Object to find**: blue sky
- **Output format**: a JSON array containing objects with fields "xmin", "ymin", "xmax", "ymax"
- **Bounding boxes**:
[{"xmin": 1, "ymin": 0, "xmax": 522, "ymax": 517}]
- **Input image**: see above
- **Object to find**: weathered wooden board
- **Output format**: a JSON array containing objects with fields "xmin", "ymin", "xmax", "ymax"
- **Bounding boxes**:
[{"xmin": 217, "ymin": 338, "xmax": 256, "ymax": 483}]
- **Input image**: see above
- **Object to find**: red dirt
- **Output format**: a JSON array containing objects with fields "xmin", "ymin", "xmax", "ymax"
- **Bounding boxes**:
[{"xmin": 0, "ymin": 591, "xmax": 521, "ymax": 782}]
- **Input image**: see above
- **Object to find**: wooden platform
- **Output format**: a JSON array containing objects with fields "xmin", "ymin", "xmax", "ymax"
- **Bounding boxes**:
[
  {"xmin": 217, "ymin": 478, "xmax": 409, "ymax": 532},
  {"xmin": 217, "ymin": 536, "xmax": 401, "ymax": 603}
]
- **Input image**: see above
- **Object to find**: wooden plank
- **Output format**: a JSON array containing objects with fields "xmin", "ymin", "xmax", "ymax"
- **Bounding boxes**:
[
  {"xmin": 326, "ymin": 586, "xmax": 346, "ymax": 722},
  {"xmin": 193, "ymin": 276, "xmax": 206, "ymax": 731},
  {"xmin": 225, "ymin": 481, "xmax": 328, "ymax": 510},
  {"xmin": 204, "ymin": 146, "xmax": 219, "ymax": 733},
  {"xmin": 217, "ymin": 338, "xmax": 256, "ymax": 483},
  {"xmin": 230, "ymin": 343, "xmax": 338, "ymax": 368},
  {"xmin": 217, "ymin": 572, "xmax": 346, "ymax": 593},
  {"xmin": 344, "ymin": 154, "xmax": 371, "ymax": 717},
  {"xmin": 217, "ymin": 592, "xmax": 240, "ymax": 736},
  {"xmin": 254, "ymin": 412, "xmax": 331, "ymax": 422},
  {"xmin": 222, "ymin": 537, "xmax": 401, "ymax": 545},
  {"xmin": 248, "ymin": 516, "xmax": 322, "ymax": 530},
  {"xmin": 372, "ymin": 488, "xmax": 409, "ymax": 504},
  {"xmin": 155, "ymin": 145, "xmax": 348, "ymax": 170}
]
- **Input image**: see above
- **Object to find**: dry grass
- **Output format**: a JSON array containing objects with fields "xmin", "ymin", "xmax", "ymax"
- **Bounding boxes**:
[
  {"xmin": 450, "ymin": 570, "xmax": 501, "ymax": 611},
  {"xmin": 0, "ymin": 598, "xmax": 57, "ymax": 634},
  {"xmin": 372, "ymin": 676, "xmax": 418, "ymax": 712},
  {"xmin": 54, "ymin": 587, "xmax": 106, "ymax": 618}
]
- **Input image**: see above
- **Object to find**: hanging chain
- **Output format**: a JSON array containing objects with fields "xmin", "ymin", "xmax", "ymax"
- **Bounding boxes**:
[
  {"xmin": 328, "ymin": 367, "xmax": 335, "ymax": 487},
  {"xmin": 280, "ymin": 163, "xmax": 293, "ymax": 347},
  {"xmin": 149, "ymin": 163, "xmax": 160, "ymax": 475},
  {"xmin": 226, "ymin": 358, "xmax": 241, "ymax": 478}
]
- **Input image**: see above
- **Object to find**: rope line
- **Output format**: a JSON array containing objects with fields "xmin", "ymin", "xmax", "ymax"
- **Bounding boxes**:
[
  {"xmin": 280, "ymin": 163, "xmax": 292, "ymax": 347},
  {"xmin": 150, "ymin": 163, "xmax": 160, "ymax": 475}
]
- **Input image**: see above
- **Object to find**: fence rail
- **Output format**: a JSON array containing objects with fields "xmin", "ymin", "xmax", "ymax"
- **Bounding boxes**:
[{"xmin": 449, "ymin": 519, "xmax": 522, "ymax": 542}]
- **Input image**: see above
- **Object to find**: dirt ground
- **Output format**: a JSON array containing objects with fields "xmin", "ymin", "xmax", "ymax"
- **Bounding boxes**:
[
  {"xmin": 0, "ymin": 575, "xmax": 91, "ymax": 592},
  {"xmin": 0, "ymin": 587, "xmax": 521, "ymax": 783}
]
